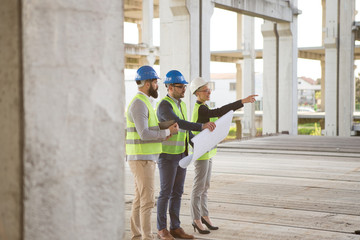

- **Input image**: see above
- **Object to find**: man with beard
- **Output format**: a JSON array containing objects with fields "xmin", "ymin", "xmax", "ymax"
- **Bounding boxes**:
[
  {"xmin": 126, "ymin": 65, "xmax": 179, "ymax": 240},
  {"xmin": 156, "ymin": 70, "xmax": 216, "ymax": 240}
]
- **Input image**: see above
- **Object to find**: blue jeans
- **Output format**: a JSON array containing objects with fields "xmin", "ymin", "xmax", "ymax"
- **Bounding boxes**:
[{"xmin": 157, "ymin": 152, "xmax": 187, "ymax": 231}]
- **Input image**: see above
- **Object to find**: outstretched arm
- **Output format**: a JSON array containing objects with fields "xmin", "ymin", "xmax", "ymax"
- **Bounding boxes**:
[{"xmin": 157, "ymin": 100, "xmax": 203, "ymax": 131}]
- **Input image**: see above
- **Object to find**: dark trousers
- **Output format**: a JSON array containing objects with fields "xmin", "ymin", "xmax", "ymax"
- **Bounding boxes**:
[{"xmin": 157, "ymin": 152, "xmax": 187, "ymax": 231}]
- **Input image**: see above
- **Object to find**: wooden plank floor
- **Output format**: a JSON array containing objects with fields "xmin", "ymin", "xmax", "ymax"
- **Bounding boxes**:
[{"xmin": 124, "ymin": 135, "xmax": 360, "ymax": 240}]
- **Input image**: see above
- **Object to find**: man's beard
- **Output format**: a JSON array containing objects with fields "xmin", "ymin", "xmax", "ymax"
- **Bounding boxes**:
[{"xmin": 149, "ymin": 84, "xmax": 158, "ymax": 98}]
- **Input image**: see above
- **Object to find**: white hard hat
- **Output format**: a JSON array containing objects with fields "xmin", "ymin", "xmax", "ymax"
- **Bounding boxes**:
[{"xmin": 189, "ymin": 77, "xmax": 208, "ymax": 95}]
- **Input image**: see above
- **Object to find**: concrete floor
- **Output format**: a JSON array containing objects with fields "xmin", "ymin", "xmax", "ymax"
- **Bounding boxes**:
[{"xmin": 124, "ymin": 135, "xmax": 360, "ymax": 240}]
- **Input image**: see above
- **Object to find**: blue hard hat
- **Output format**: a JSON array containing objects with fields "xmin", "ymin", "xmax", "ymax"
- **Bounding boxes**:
[
  {"xmin": 135, "ymin": 65, "xmax": 160, "ymax": 81},
  {"xmin": 163, "ymin": 70, "xmax": 188, "ymax": 84}
]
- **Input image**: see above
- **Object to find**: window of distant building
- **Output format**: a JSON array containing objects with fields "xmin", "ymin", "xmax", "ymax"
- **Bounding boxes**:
[{"xmin": 229, "ymin": 82, "xmax": 236, "ymax": 91}]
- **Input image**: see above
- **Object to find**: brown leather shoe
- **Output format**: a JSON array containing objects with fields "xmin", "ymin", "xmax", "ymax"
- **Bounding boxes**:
[
  {"xmin": 157, "ymin": 229, "xmax": 175, "ymax": 240},
  {"xmin": 170, "ymin": 228, "xmax": 194, "ymax": 239}
]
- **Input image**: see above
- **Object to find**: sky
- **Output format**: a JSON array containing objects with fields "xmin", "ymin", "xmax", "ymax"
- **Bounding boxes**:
[{"xmin": 124, "ymin": 0, "xmax": 360, "ymax": 81}]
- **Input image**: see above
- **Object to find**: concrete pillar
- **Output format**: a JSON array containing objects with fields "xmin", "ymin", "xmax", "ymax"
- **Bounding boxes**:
[
  {"xmin": 0, "ymin": 1, "xmax": 126, "ymax": 239},
  {"xmin": 321, "ymin": 0, "xmax": 326, "ymax": 112},
  {"xmin": 142, "ymin": 0, "xmax": 156, "ymax": 65},
  {"xmin": 160, "ymin": 0, "xmax": 213, "ymax": 117},
  {"xmin": 159, "ymin": 0, "xmax": 193, "ymax": 112},
  {"xmin": 0, "ymin": 1, "xmax": 23, "ymax": 239},
  {"xmin": 277, "ymin": 0, "xmax": 298, "ymax": 135},
  {"xmin": 338, "ymin": 0, "xmax": 355, "ymax": 136},
  {"xmin": 236, "ymin": 64, "xmax": 243, "ymax": 100},
  {"xmin": 324, "ymin": 0, "xmax": 339, "ymax": 136},
  {"xmin": 261, "ymin": 21, "xmax": 278, "ymax": 134},
  {"xmin": 200, "ymin": 0, "xmax": 214, "ymax": 83},
  {"xmin": 242, "ymin": 16, "xmax": 256, "ymax": 137},
  {"xmin": 236, "ymin": 14, "xmax": 243, "ymax": 100}
]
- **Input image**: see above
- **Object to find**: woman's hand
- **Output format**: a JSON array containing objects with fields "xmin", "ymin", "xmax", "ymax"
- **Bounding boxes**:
[
  {"xmin": 202, "ymin": 122, "xmax": 216, "ymax": 131},
  {"xmin": 242, "ymin": 94, "xmax": 258, "ymax": 104}
]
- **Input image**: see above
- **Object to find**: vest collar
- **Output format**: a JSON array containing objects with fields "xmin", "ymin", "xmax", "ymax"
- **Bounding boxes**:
[
  {"xmin": 138, "ymin": 91, "xmax": 150, "ymax": 100},
  {"xmin": 167, "ymin": 94, "xmax": 182, "ymax": 106}
]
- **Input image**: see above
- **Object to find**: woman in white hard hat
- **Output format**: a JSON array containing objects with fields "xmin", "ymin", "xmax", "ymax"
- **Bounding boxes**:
[{"xmin": 189, "ymin": 77, "xmax": 257, "ymax": 234}]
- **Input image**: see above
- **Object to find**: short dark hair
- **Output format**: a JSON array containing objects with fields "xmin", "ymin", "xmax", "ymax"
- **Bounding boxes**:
[{"xmin": 136, "ymin": 78, "xmax": 157, "ymax": 86}]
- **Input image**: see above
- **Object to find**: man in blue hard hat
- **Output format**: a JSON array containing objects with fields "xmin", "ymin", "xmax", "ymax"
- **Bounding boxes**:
[
  {"xmin": 156, "ymin": 70, "xmax": 216, "ymax": 240},
  {"xmin": 126, "ymin": 65, "xmax": 179, "ymax": 240}
]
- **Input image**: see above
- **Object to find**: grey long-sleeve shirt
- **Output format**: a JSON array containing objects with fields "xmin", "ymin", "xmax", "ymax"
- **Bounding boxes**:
[{"xmin": 126, "ymin": 92, "xmax": 170, "ymax": 162}]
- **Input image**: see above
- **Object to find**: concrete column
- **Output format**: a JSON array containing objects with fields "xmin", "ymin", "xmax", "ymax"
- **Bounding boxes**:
[
  {"xmin": 236, "ymin": 14, "xmax": 243, "ymax": 100},
  {"xmin": 242, "ymin": 16, "xmax": 256, "ymax": 137},
  {"xmin": 236, "ymin": 64, "xmax": 243, "ymax": 100},
  {"xmin": 1, "ymin": 1, "xmax": 125, "ymax": 239},
  {"xmin": 320, "ymin": 59, "xmax": 325, "ymax": 111},
  {"xmin": 261, "ymin": 21, "xmax": 278, "ymax": 134},
  {"xmin": 142, "ymin": 0, "xmax": 156, "ymax": 65},
  {"xmin": 200, "ymin": 0, "xmax": 214, "ymax": 83},
  {"xmin": 277, "ymin": 0, "xmax": 298, "ymax": 135},
  {"xmin": 338, "ymin": 0, "xmax": 355, "ymax": 136},
  {"xmin": 324, "ymin": 0, "xmax": 339, "ymax": 136},
  {"xmin": 160, "ymin": 0, "xmax": 213, "ymax": 118},
  {"xmin": 0, "ymin": 1, "xmax": 23, "ymax": 239},
  {"xmin": 159, "ymin": 0, "xmax": 193, "ymax": 111},
  {"xmin": 321, "ymin": 0, "xmax": 326, "ymax": 112}
]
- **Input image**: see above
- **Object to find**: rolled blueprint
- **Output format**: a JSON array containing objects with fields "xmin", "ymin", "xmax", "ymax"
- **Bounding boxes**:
[{"xmin": 179, "ymin": 110, "xmax": 234, "ymax": 168}]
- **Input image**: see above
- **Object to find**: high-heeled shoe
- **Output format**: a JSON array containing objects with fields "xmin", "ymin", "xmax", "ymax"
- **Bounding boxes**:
[
  {"xmin": 201, "ymin": 217, "xmax": 219, "ymax": 230},
  {"xmin": 192, "ymin": 222, "xmax": 210, "ymax": 234}
]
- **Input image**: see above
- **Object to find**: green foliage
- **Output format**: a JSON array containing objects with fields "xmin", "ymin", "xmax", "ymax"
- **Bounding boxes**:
[
  {"xmin": 298, "ymin": 122, "xmax": 322, "ymax": 135},
  {"xmin": 298, "ymin": 127, "xmax": 314, "ymax": 135},
  {"xmin": 310, "ymin": 122, "xmax": 322, "ymax": 136},
  {"xmin": 228, "ymin": 127, "xmax": 236, "ymax": 137}
]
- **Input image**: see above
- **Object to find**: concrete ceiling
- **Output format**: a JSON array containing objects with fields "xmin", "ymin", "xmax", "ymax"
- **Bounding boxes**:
[{"xmin": 124, "ymin": 0, "xmax": 159, "ymax": 23}]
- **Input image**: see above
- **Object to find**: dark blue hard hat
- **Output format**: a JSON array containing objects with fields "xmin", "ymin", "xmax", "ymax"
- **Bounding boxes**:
[
  {"xmin": 135, "ymin": 65, "xmax": 160, "ymax": 81},
  {"xmin": 163, "ymin": 70, "xmax": 188, "ymax": 84}
]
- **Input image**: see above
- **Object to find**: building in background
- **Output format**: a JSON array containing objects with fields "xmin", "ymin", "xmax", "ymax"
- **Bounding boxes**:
[{"xmin": 298, "ymin": 76, "xmax": 321, "ymax": 111}]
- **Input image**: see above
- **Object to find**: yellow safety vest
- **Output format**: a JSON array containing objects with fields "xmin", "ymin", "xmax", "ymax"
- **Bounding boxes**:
[
  {"xmin": 191, "ymin": 102, "xmax": 218, "ymax": 160},
  {"xmin": 160, "ymin": 96, "xmax": 189, "ymax": 154},
  {"xmin": 126, "ymin": 94, "xmax": 162, "ymax": 155}
]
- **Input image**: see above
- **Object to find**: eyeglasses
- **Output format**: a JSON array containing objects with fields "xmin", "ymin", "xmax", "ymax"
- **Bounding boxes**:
[{"xmin": 172, "ymin": 84, "xmax": 187, "ymax": 90}]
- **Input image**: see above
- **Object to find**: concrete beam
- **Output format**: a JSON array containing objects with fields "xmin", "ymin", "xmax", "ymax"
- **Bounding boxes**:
[{"xmin": 212, "ymin": 0, "xmax": 296, "ymax": 23}]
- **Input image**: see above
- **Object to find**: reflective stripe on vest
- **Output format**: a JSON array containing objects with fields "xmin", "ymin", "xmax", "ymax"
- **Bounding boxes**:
[
  {"xmin": 191, "ymin": 102, "xmax": 218, "ymax": 160},
  {"xmin": 160, "ymin": 96, "xmax": 189, "ymax": 154},
  {"xmin": 126, "ymin": 94, "xmax": 162, "ymax": 155}
]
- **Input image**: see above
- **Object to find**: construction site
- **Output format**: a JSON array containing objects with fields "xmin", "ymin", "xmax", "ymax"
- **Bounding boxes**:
[{"xmin": 1, "ymin": 0, "xmax": 360, "ymax": 240}]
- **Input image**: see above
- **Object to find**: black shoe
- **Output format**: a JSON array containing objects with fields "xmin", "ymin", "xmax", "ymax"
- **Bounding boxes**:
[
  {"xmin": 192, "ymin": 222, "xmax": 210, "ymax": 234},
  {"xmin": 201, "ymin": 217, "xmax": 219, "ymax": 230}
]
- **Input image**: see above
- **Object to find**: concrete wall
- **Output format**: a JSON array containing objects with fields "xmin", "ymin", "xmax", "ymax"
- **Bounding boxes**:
[
  {"xmin": 1, "ymin": 1, "xmax": 126, "ymax": 239},
  {"xmin": 0, "ymin": 1, "xmax": 23, "ymax": 240}
]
